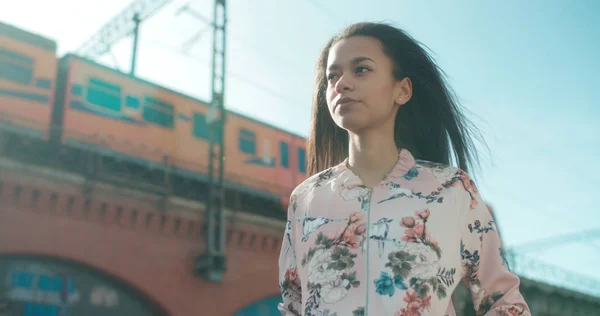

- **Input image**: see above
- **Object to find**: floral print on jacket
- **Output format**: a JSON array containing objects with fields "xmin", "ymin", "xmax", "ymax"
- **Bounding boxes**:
[{"xmin": 278, "ymin": 149, "xmax": 530, "ymax": 316}]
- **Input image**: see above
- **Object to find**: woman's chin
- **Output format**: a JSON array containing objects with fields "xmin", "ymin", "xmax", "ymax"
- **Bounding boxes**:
[{"xmin": 335, "ymin": 116, "xmax": 368, "ymax": 134}]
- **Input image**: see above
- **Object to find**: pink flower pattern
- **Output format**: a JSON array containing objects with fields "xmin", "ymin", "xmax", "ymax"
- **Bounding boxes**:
[
  {"xmin": 395, "ymin": 289, "xmax": 433, "ymax": 316},
  {"xmin": 400, "ymin": 209, "xmax": 441, "ymax": 256}
]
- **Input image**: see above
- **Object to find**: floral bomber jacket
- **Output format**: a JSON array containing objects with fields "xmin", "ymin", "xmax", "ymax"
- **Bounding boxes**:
[{"xmin": 278, "ymin": 149, "xmax": 531, "ymax": 316}]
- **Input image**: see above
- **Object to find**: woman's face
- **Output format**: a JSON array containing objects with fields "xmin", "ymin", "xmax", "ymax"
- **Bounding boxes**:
[{"xmin": 325, "ymin": 36, "xmax": 411, "ymax": 134}]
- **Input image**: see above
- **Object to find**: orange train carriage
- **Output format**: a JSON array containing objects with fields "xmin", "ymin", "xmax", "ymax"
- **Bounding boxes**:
[
  {"xmin": 0, "ymin": 21, "xmax": 307, "ymax": 208},
  {"xmin": 0, "ymin": 21, "xmax": 58, "ymax": 139},
  {"xmin": 54, "ymin": 54, "xmax": 308, "ymax": 204}
]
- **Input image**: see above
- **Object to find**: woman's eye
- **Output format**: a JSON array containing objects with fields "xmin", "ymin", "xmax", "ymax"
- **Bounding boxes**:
[
  {"xmin": 356, "ymin": 66, "xmax": 371, "ymax": 73},
  {"xmin": 327, "ymin": 73, "xmax": 339, "ymax": 80}
]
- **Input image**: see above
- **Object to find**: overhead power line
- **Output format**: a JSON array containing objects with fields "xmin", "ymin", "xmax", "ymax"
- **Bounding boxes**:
[
  {"xmin": 76, "ymin": 0, "xmax": 173, "ymax": 59},
  {"xmin": 142, "ymin": 38, "xmax": 303, "ymax": 105},
  {"xmin": 175, "ymin": 3, "xmax": 303, "ymax": 68},
  {"xmin": 306, "ymin": 0, "xmax": 345, "ymax": 23}
]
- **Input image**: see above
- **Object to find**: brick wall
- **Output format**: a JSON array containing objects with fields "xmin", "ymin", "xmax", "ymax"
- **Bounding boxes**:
[{"xmin": 0, "ymin": 164, "xmax": 286, "ymax": 315}]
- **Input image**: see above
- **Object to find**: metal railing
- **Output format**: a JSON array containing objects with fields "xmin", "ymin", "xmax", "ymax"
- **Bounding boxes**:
[
  {"xmin": 0, "ymin": 114, "xmax": 294, "ymax": 219},
  {"xmin": 506, "ymin": 250, "xmax": 600, "ymax": 298}
]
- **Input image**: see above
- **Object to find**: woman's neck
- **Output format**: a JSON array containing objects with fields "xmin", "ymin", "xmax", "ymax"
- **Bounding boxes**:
[{"xmin": 347, "ymin": 129, "xmax": 399, "ymax": 188}]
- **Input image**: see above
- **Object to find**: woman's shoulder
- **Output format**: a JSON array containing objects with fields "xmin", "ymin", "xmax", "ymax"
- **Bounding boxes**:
[
  {"xmin": 413, "ymin": 158, "xmax": 463, "ymax": 186},
  {"xmin": 290, "ymin": 165, "xmax": 341, "ymax": 199},
  {"xmin": 286, "ymin": 165, "xmax": 344, "ymax": 214},
  {"xmin": 413, "ymin": 159, "xmax": 483, "ymax": 213}
]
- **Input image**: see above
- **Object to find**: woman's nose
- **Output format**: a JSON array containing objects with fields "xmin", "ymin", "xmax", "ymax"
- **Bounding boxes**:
[{"xmin": 335, "ymin": 75, "xmax": 353, "ymax": 93}]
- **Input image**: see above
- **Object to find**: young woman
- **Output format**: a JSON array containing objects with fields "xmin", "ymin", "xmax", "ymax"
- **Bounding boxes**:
[{"xmin": 278, "ymin": 22, "xmax": 530, "ymax": 316}]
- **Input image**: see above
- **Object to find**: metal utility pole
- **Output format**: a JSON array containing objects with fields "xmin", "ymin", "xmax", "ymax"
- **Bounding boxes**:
[
  {"xmin": 130, "ymin": 13, "xmax": 141, "ymax": 75},
  {"xmin": 188, "ymin": 0, "xmax": 227, "ymax": 282},
  {"xmin": 76, "ymin": 0, "xmax": 172, "ymax": 74}
]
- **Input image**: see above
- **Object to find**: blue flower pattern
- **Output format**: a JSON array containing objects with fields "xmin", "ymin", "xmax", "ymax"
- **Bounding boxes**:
[{"xmin": 374, "ymin": 271, "xmax": 408, "ymax": 297}]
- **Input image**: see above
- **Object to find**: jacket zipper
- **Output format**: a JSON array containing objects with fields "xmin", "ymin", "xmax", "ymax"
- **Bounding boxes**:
[{"xmin": 365, "ymin": 187, "xmax": 374, "ymax": 315}]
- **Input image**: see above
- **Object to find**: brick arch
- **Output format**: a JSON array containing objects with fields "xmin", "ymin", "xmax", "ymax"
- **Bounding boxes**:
[
  {"xmin": 0, "ymin": 253, "xmax": 169, "ymax": 316},
  {"xmin": 232, "ymin": 294, "xmax": 282, "ymax": 315},
  {"xmin": 0, "ymin": 181, "xmax": 201, "ymax": 315},
  {"xmin": 0, "ymin": 169, "xmax": 288, "ymax": 315},
  {"xmin": 219, "ymin": 257, "xmax": 282, "ymax": 312}
]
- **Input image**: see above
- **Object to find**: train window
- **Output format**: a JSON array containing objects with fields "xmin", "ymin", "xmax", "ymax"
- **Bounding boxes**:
[
  {"xmin": 193, "ymin": 112, "xmax": 209, "ymax": 140},
  {"xmin": 193, "ymin": 112, "xmax": 221, "ymax": 141},
  {"xmin": 86, "ymin": 77, "xmax": 121, "ymax": 112},
  {"xmin": 298, "ymin": 147, "xmax": 306, "ymax": 173},
  {"xmin": 125, "ymin": 95, "xmax": 140, "ymax": 109},
  {"xmin": 280, "ymin": 141, "xmax": 289, "ymax": 168},
  {"xmin": 239, "ymin": 129, "xmax": 256, "ymax": 154},
  {"xmin": 0, "ymin": 48, "xmax": 33, "ymax": 85},
  {"xmin": 142, "ymin": 96, "xmax": 174, "ymax": 129},
  {"xmin": 35, "ymin": 78, "xmax": 51, "ymax": 89}
]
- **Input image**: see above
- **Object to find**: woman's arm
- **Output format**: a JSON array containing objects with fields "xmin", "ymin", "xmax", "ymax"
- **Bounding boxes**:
[
  {"xmin": 455, "ymin": 170, "xmax": 531, "ymax": 316},
  {"xmin": 278, "ymin": 200, "xmax": 302, "ymax": 315}
]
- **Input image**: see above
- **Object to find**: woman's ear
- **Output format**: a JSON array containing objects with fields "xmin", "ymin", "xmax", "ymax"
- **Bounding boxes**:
[{"xmin": 395, "ymin": 77, "xmax": 413, "ymax": 106}]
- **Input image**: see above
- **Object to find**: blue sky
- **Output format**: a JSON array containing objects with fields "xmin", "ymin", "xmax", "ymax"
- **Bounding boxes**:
[{"xmin": 2, "ymin": 0, "xmax": 599, "ymax": 296}]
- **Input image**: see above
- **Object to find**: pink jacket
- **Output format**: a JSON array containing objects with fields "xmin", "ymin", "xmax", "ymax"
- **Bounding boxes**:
[{"xmin": 278, "ymin": 149, "xmax": 530, "ymax": 315}]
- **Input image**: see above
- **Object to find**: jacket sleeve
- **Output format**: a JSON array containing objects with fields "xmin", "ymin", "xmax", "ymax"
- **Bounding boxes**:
[
  {"xmin": 277, "ymin": 198, "xmax": 302, "ymax": 315},
  {"xmin": 455, "ymin": 169, "xmax": 531, "ymax": 316}
]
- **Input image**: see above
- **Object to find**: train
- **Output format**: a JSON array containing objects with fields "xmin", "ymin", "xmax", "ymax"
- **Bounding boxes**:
[{"xmin": 0, "ymin": 21, "xmax": 308, "ymax": 208}]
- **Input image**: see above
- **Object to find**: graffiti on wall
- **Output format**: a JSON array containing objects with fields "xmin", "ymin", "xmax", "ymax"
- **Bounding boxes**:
[
  {"xmin": 234, "ymin": 295, "xmax": 282, "ymax": 316},
  {"xmin": 0, "ymin": 256, "xmax": 163, "ymax": 316}
]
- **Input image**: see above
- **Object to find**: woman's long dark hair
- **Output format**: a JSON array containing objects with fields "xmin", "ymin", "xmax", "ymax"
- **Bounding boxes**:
[{"xmin": 306, "ymin": 22, "xmax": 486, "ymax": 176}]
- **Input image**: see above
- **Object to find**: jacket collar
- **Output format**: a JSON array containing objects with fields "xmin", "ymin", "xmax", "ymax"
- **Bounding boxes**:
[{"xmin": 335, "ymin": 148, "xmax": 416, "ymax": 187}]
